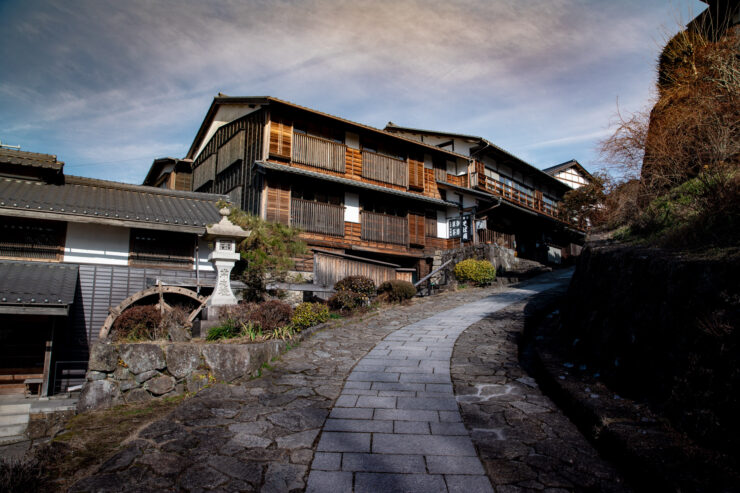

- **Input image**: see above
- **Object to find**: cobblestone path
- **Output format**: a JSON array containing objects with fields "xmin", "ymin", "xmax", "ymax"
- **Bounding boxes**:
[
  {"xmin": 306, "ymin": 275, "xmax": 567, "ymax": 493},
  {"xmin": 71, "ymin": 279, "xmax": 558, "ymax": 493}
]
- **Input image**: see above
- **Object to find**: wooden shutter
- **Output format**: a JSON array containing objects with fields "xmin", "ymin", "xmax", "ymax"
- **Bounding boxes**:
[
  {"xmin": 425, "ymin": 211, "xmax": 437, "ymax": 237},
  {"xmin": 269, "ymin": 120, "xmax": 292, "ymax": 159},
  {"xmin": 408, "ymin": 213, "xmax": 425, "ymax": 246},
  {"xmin": 265, "ymin": 179, "xmax": 291, "ymax": 225},
  {"xmin": 408, "ymin": 156, "xmax": 424, "ymax": 191}
]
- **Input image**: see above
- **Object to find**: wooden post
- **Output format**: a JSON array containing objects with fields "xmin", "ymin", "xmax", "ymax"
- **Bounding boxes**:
[{"xmin": 41, "ymin": 319, "xmax": 54, "ymax": 397}]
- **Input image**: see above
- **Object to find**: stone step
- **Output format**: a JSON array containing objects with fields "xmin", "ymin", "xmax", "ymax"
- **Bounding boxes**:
[
  {"xmin": 0, "ymin": 423, "xmax": 28, "ymax": 438},
  {"xmin": 0, "ymin": 413, "xmax": 29, "ymax": 426},
  {"xmin": 0, "ymin": 434, "xmax": 27, "ymax": 446},
  {"xmin": 0, "ymin": 404, "xmax": 31, "ymax": 416}
]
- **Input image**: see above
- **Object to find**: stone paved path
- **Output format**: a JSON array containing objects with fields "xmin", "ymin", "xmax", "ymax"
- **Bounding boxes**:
[
  {"xmin": 306, "ymin": 275, "xmax": 568, "ymax": 493},
  {"xmin": 70, "ymin": 279, "xmax": 548, "ymax": 492}
]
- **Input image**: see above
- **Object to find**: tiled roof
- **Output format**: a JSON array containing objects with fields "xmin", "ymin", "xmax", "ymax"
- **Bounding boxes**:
[
  {"xmin": 0, "ymin": 148, "xmax": 64, "ymax": 171},
  {"xmin": 256, "ymin": 161, "xmax": 456, "ymax": 207},
  {"xmin": 542, "ymin": 159, "xmax": 593, "ymax": 179},
  {"xmin": 0, "ymin": 175, "xmax": 226, "ymax": 233},
  {"xmin": 0, "ymin": 261, "xmax": 78, "ymax": 306}
]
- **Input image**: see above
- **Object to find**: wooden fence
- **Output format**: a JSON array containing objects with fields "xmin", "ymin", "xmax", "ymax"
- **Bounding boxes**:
[
  {"xmin": 314, "ymin": 251, "xmax": 400, "ymax": 290},
  {"xmin": 290, "ymin": 198, "xmax": 345, "ymax": 237},
  {"xmin": 361, "ymin": 151, "xmax": 408, "ymax": 187},
  {"xmin": 360, "ymin": 211, "xmax": 408, "ymax": 245},
  {"xmin": 292, "ymin": 132, "xmax": 346, "ymax": 173}
]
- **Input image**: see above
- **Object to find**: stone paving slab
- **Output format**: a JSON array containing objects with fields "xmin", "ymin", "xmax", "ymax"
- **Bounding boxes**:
[
  {"xmin": 70, "ymin": 279, "xmax": 542, "ymax": 492},
  {"xmin": 307, "ymin": 274, "xmax": 570, "ymax": 492}
]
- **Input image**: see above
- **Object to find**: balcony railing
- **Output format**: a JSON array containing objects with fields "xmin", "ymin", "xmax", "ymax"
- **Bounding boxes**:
[
  {"xmin": 361, "ymin": 151, "xmax": 408, "ymax": 187},
  {"xmin": 481, "ymin": 175, "xmax": 565, "ymax": 220},
  {"xmin": 477, "ymin": 230, "xmax": 515, "ymax": 249},
  {"xmin": 292, "ymin": 132, "xmax": 346, "ymax": 173},
  {"xmin": 291, "ymin": 198, "xmax": 345, "ymax": 237},
  {"xmin": 361, "ymin": 211, "xmax": 408, "ymax": 245}
]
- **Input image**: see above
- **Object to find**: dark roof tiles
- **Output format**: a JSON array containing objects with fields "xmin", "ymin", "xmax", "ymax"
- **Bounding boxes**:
[
  {"xmin": 0, "ymin": 175, "xmax": 225, "ymax": 232},
  {"xmin": 0, "ymin": 261, "xmax": 78, "ymax": 306}
]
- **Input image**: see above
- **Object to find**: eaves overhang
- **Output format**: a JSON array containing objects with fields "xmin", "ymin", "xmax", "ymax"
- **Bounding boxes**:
[{"xmin": 255, "ymin": 161, "xmax": 458, "ymax": 208}]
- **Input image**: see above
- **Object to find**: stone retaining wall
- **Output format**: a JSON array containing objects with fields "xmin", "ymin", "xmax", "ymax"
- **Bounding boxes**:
[
  {"xmin": 77, "ymin": 322, "xmax": 329, "ymax": 413},
  {"xmin": 427, "ymin": 244, "xmax": 550, "ymax": 292}
]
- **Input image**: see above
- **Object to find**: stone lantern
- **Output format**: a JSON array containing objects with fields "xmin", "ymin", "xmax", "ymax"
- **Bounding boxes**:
[{"xmin": 203, "ymin": 207, "xmax": 249, "ymax": 306}]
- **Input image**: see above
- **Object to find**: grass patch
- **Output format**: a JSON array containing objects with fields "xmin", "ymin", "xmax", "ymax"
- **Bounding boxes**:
[{"xmin": 11, "ymin": 395, "xmax": 186, "ymax": 491}]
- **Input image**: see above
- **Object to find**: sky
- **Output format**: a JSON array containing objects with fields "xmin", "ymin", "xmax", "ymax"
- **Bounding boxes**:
[{"xmin": 0, "ymin": 0, "xmax": 707, "ymax": 184}]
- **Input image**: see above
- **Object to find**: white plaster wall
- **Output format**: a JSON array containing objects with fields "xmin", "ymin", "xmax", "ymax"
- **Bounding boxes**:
[
  {"xmin": 63, "ymin": 223, "xmax": 130, "ymax": 265},
  {"xmin": 446, "ymin": 160, "xmax": 456, "ymax": 174},
  {"xmin": 195, "ymin": 104, "xmax": 261, "ymax": 159},
  {"xmin": 424, "ymin": 153, "xmax": 433, "ymax": 169},
  {"xmin": 437, "ymin": 210, "xmax": 449, "ymax": 239},
  {"xmin": 196, "ymin": 237, "xmax": 214, "ymax": 272},
  {"xmin": 344, "ymin": 192, "xmax": 360, "ymax": 223}
]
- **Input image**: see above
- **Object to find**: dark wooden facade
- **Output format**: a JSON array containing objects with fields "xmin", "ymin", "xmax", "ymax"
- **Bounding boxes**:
[{"xmin": 187, "ymin": 97, "xmax": 584, "ymax": 278}]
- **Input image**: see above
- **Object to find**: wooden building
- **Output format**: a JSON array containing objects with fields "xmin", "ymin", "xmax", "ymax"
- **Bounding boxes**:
[
  {"xmin": 141, "ymin": 157, "xmax": 193, "ymax": 191},
  {"xmin": 0, "ymin": 148, "xmax": 223, "ymax": 395},
  {"xmin": 179, "ymin": 96, "xmax": 584, "ymax": 280},
  {"xmin": 542, "ymin": 159, "xmax": 594, "ymax": 190}
]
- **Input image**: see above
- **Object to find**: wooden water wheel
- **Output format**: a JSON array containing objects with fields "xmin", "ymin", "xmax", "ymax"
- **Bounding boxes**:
[{"xmin": 98, "ymin": 282, "xmax": 209, "ymax": 340}]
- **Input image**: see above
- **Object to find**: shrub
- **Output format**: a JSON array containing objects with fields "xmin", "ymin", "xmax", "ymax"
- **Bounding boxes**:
[
  {"xmin": 111, "ymin": 305, "xmax": 163, "ymax": 341},
  {"xmin": 328, "ymin": 290, "xmax": 369, "ymax": 311},
  {"xmin": 291, "ymin": 302, "xmax": 330, "ymax": 330},
  {"xmin": 219, "ymin": 300, "xmax": 293, "ymax": 332},
  {"xmin": 454, "ymin": 259, "xmax": 496, "ymax": 286},
  {"xmin": 206, "ymin": 320, "xmax": 241, "ymax": 341},
  {"xmin": 378, "ymin": 280, "xmax": 416, "ymax": 302},
  {"xmin": 334, "ymin": 276, "xmax": 376, "ymax": 296},
  {"xmin": 249, "ymin": 300, "xmax": 293, "ymax": 331}
]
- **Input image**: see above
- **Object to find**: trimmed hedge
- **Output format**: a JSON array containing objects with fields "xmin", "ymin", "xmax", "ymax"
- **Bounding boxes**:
[
  {"xmin": 378, "ymin": 280, "xmax": 416, "ymax": 302},
  {"xmin": 328, "ymin": 290, "xmax": 368, "ymax": 311},
  {"xmin": 334, "ymin": 276, "xmax": 376, "ymax": 296},
  {"xmin": 454, "ymin": 259, "xmax": 496, "ymax": 286},
  {"xmin": 291, "ymin": 302, "xmax": 330, "ymax": 331}
]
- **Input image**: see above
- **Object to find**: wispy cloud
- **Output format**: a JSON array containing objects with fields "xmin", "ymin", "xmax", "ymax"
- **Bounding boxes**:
[{"xmin": 0, "ymin": 0, "xmax": 706, "ymax": 181}]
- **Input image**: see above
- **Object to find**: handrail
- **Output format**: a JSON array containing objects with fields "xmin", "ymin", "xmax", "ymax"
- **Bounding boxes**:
[{"xmin": 414, "ymin": 258, "xmax": 454, "ymax": 287}]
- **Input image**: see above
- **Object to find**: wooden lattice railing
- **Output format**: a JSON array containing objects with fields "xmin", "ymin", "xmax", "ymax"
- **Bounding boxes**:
[
  {"xmin": 290, "ymin": 198, "xmax": 345, "ymax": 237},
  {"xmin": 360, "ymin": 210, "xmax": 408, "ymax": 245},
  {"xmin": 292, "ymin": 133, "xmax": 346, "ymax": 173}
]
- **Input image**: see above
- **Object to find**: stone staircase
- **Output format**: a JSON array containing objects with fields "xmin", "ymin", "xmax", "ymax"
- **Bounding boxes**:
[{"xmin": 0, "ymin": 403, "xmax": 30, "ymax": 443}]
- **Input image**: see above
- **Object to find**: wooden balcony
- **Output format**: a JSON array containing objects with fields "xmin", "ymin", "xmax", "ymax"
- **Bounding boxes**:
[
  {"xmin": 290, "ymin": 198, "xmax": 345, "ymax": 237},
  {"xmin": 361, "ymin": 210, "xmax": 408, "ymax": 245},
  {"xmin": 292, "ymin": 132, "xmax": 346, "ymax": 173},
  {"xmin": 477, "ymin": 229, "xmax": 515, "ymax": 249},
  {"xmin": 361, "ymin": 151, "xmax": 408, "ymax": 187},
  {"xmin": 480, "ymin": 175, "xmax": 572, "ymax": 224}
]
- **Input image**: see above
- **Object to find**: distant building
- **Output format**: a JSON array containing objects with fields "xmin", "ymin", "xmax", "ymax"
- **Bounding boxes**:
[
  {"xmin": 141, "ymin": 157, "xmax": 193, "ymax": 190},
  {"xmin": 542, "ymin": 159, "xmax": 594, "ymax": 190},
  {"xmin": 0, "ymin": 148, "xmax": 223, "ymax": 395},
  {"xmin": 170, "ymin": 96, "xmax": 585, "ymax": 281}
]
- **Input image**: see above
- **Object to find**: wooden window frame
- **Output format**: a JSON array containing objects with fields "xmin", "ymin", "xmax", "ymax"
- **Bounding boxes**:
[{"xmin": 128, "ymin": 229, "xmax": 195, "ymax": 270}]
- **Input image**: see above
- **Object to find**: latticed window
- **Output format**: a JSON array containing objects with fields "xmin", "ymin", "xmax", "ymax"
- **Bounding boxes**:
[
  {"xmin": 0, "ymin": 217, "xmax": 65, "ymax": 261},
  {"xmin": 129, "ymin": 229, "xmax": 194, "ymax": 268}
]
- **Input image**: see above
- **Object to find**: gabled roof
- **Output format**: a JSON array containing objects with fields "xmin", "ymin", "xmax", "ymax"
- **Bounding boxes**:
[
  {"xmin": 542, "ymin": 159, "xmax": 593, "ymax": 180},
  {"xmin": 186, "ymin": 96, "xmax": 470, "ymax": 162},
  {"xmin": 0, "ymin": 175, "xmax": 226, "ymax": 233},
  {"xmin": 383, "ymin": 123, "xmax": 570, "ymax": 192},
  {"xmin": 0, "ymin": 148, "xmax": 64, "ymax": 172},
  {"xmin": 0, "ymin": 261, "xmax": 78, "ymax": 315},
  {"xmin": 142, "ymin": 157, "xmax": 192, "ymax": 186}
]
